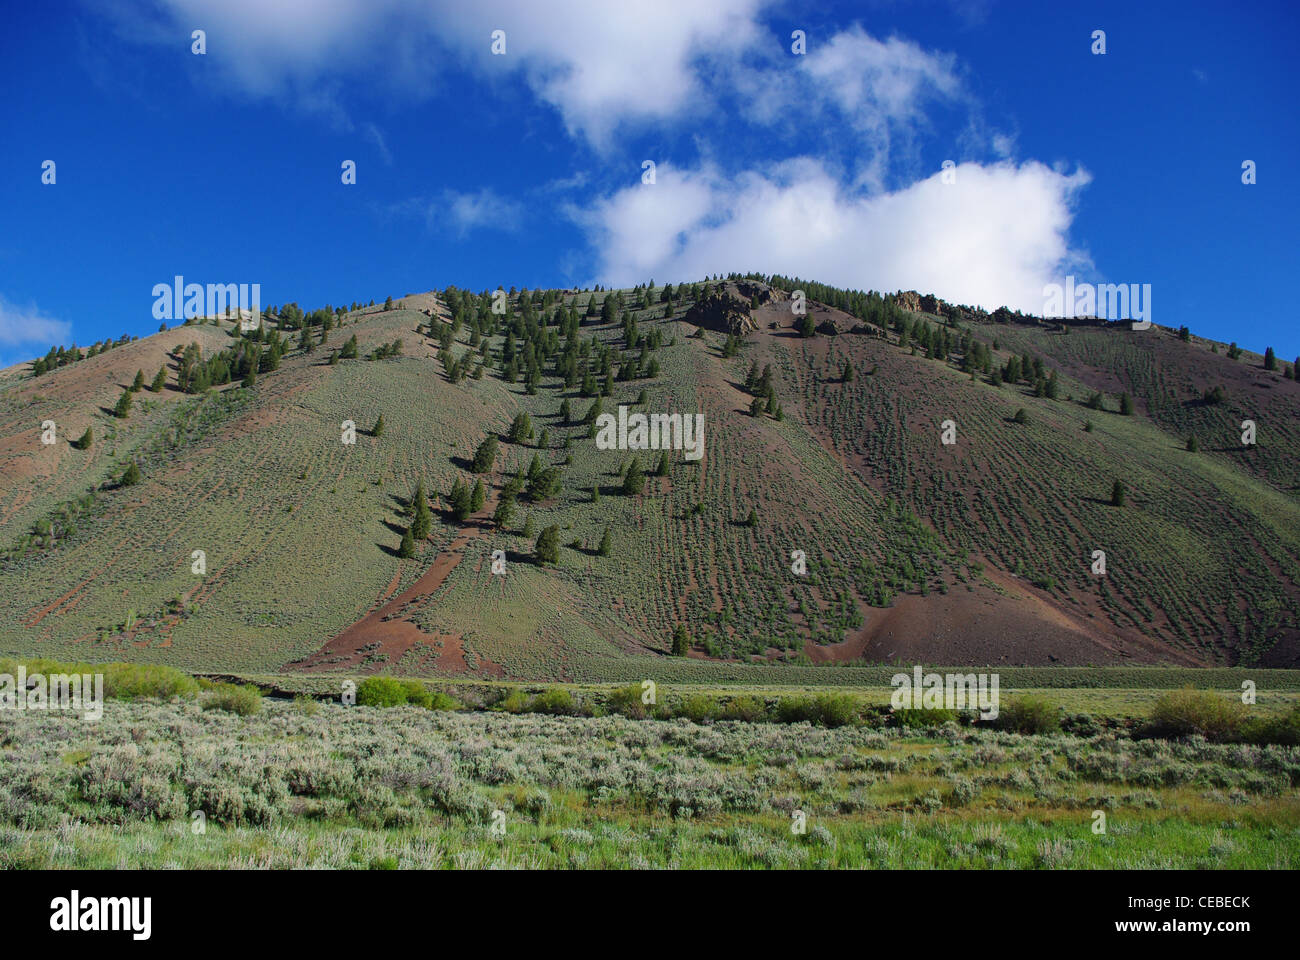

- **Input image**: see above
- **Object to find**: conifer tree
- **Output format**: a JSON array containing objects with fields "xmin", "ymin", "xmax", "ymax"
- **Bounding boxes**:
[
  {"xmin": 412, "ymin": 481, "xmax": 432, "ymax": 540},
  {"xmin": 597, "ymin": 526, "xmax": 611, "ymax": 557},
  {"xmin": 671, "ymin": 624, "xmax": 691, "ymax": 656},
  {"xmin": 149, "ymin": 367, "xmax": 167, "ymax": 392},
  {"xmin": 492, "ymin": 495, "xmax": 516, "ymax": 530},
  {"xmin": 534, "ymin": 524, "xmax": 560, "ymax": 564},
  {"xmin": 622, "ymin": 457, "xmax": 646, "ymax": 495},
  {"xmin": 471, "ymin": 435, "xmax": 499, "ymax": 473},
  {"xmin": 397, "ymin": 525, "xmax": 415, "ymax": 558}
]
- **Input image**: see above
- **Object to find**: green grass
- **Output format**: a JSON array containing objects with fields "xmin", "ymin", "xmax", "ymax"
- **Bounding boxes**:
[{"xmin": 1, "ymin": 696, "xmax": 1296, "ymax": 869}]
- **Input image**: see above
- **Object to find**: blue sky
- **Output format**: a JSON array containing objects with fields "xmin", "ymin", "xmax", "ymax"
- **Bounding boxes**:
[{"xmin": 1, "ymin": 0, "xmax": 1296, "ymax": 367}]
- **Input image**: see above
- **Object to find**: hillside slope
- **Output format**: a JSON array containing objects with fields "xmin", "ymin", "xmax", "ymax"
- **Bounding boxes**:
[{"xmin": 1, "ymin": 278, "xmax": 1297, "ymax": 677}]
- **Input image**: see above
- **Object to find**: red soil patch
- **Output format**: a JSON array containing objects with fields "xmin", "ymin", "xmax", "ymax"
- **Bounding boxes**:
[{"xmin": 289, "ymin": 512, "xmax": 495, "ymax": 675}]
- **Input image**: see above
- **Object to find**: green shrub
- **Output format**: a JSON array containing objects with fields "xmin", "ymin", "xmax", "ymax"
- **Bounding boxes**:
[
  {"xmin": 892, "ymin": 707, "xmax": 957, "ymax": 729},
  {"xmin": 8, "ymin": 659, "xmax": 198, "ymax": 701},
  {"xmin": 720, "ymin": 695, "xmax": 767, "ymax": 722},
  {"xmin": 1145, "ymin": 688, "xmax": 1244, "ymax": 742},
  {"xmin": 678, "ymin": 693, "xmax": 719, "ymax": 723},
  {"xmin": 530, "ymin": 689, "xmax": 575, "ymax": 715},
  {"xmin": 498, "ymin": 690, "xmax": 530, "ymax": 713},
  {"xmin": 992, "ymin": 695, "xmax": 1061, "ymax": 735},
  {"xmin": 293, "ymin": 693, "xmax": 320, "ymax": 716},
  {"xmin": 356, "ymin": 676, "xmax": 409, "ymax": 708},
  {"xmin": 777, "ymin": 693, "xmax": 858, "ymax": 727},
  {"xmin": 428, "ymin": 692, "xmax": 461, "ymax": 712},
  {"xmin": 1243, "ymin": 705, "xmax": 1300, "ymax": 746},
  {"xmin": 399, "ymin": 680, "xmax": 433, "ymax": 709},
  {"xmin": 202, "ymin": 682, "xmax": 262, "ymax": 716},
  {"xmin": 607, "ymin": 684, "xmax": 650, "ymax": 719}
]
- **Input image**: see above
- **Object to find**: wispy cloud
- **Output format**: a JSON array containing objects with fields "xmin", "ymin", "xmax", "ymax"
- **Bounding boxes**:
[
  {"xmin": 385, "ymin": 188, "xmax": 524, "ymax": 236},
  {"xmin": 363, "ymin": 122, "xmax": 393, "ymax": 165},
  {"xmin": 0, "ymin": 294, "xmax": 71, "ymax": 366}
]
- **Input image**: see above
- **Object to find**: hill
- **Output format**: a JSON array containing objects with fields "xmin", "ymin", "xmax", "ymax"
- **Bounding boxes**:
[{"xmin": 1, "ymin": 277, "xmax": 1297, "ymax": 678}]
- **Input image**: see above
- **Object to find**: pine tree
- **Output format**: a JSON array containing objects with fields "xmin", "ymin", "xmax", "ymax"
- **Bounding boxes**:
[
  {"xmin": 372, "ymin": 414, "xmax": 385, "ymax": 437},
  {"xmin": 397, "ymin": 525, "xmax": 415, "ymax": 558},
  {"xmin": 470, "ymin": 479, "xmax": 486, "ymax": 512},
  {"xmin": 508, "ymin": 412, "xmax": 533, "ymax": 443},
  {"xmin": 622, "ymin": 457, "xmax": 646, "ymax": 495},
  {"xmin": 1111, "ymin": 479, "xmax": 1126, "ymax": 507},
  {"xmin": 534, "ymin": 524, "xmax": 560, "ymax": 564},
  {"xmin": 149, "ymin": 367, "xmax": 167, "ymax": 392},
  {"xmin": 471, "ymin": 435, "xmax": 499, "ymax": 473},
  {"xmin": 745, "ymin": 507, "xmax": 757, "ymax": 527},
  {"xmin": 523, "ymin": 514, "xmax": 537, "ymax": 539},
  {"xmin": 597, "ymin": 526, "xmax": 612, "ymax": 557},
  {"xmin": 1119, "ymin": 392, "xmax": 1134, "ymax": 416},
  {"xmin": 121, "ymin": 461, "xmax": 141, "ymax": 486},
  {"xmin": 130, "ymin": 369, "xmax": 145, "ymax": 392},
  {"xmin": 72, "ymin": 427, "xmax": 93, "ymax": 450},
  {"xmin": 113, "ymin": 389, "xmax": 133, "ymax": 419},
  {"xmin": 412, "ymin": 484, "xmax": 432, "ymax": 540},
  {"xmin": 591, "ymin": 484, "xmax": 600, "ymax": 504},
  {"xmin": 1264, "ymin": 346, "xmax": 1277, "ymax": 371},
  {"xmin": 656, "ymin": 452, "xmax": 669, "ymax": 476},
  {"xmin": 842, "ymin": 361, "xmax": 854, "ymax": 383},
  {"xmin": 492, "ymin": 495, "xmax": 516, "ymax": 530},
  {"xmin": 671, "ymin": 624, "xmax": 691, "ymax": 657},
  {"xmin": 1186, "ymin": 435, "xmax": 1198, "ymax": 452},
  {"xmin": 1013, "ymin": 408, "xmax": 1028, "ymax": 424}
]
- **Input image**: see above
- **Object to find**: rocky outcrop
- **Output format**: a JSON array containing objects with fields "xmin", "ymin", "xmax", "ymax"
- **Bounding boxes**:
[{"xmin": 684, "ymin": 281, "xmax": 788, "ymax": 337}]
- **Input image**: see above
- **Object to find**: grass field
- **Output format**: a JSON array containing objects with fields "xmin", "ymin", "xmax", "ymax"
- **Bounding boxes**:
[{"xmin": 2, "ymin": 695, "xmax": 1296, "ymax": 869}]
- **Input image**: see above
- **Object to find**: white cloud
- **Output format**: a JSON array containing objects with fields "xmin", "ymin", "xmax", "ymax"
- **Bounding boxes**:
[
  {"xmin": 0, "ymin": 295, "xmax": 72, "ymax": 368},
  {"xmin": 363, "ymin": 123, "xmax": 393, "ymax": 165},
  {"xmin": 103, "ymin": 0, "xmax": 772, "ymax": 146},
  {"xmin": 386, "ymin": 188, "xmax": 524, "ymax": 236},
  {"xmin": 574, "ymin": 159, "xmax": 1092, "ymax": 314},
  {"xmin": 443, "ymin": 188, "xmax": 524, "ymax": 235},
  {"xmin": 801, "ymin": 27, "xmax": 962, "ymax": 131},
  {"xmin": 0, "ymin": 295, "xmax": 71, "ymax": 350}
]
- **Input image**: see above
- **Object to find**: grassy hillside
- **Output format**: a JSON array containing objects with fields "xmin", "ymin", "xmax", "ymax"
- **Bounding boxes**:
[{"xmin": 1, "ymin": 277, "xmax": 1297, "ymax": 677}]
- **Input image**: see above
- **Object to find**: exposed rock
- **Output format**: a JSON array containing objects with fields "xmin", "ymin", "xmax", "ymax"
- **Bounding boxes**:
[{"xmin": 684, "ymin": 281, "xmax": 788, "ymax": 337}]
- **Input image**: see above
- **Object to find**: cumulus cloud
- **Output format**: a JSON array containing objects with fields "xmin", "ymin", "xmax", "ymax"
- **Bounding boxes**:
[
  {"xmin": 99, "ymin": 0, "xmax": 772, "ymax": 145},
  {"xmin": 574, "ymin": 159, "xmax": 1092, "ymax": 314}
]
